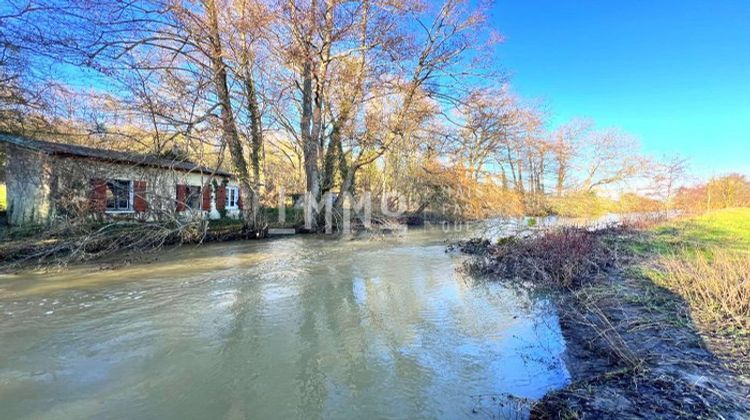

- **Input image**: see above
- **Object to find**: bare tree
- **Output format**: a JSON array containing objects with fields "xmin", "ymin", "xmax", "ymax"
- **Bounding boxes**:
[
  {"xmin": 549, "ymin": 119, "xmax": 593, "ymax": 196},
  {"xmin": 577, "ymin": 128, "xmax": 642, "ymax": 193},
  {"xmin": 455, "ymin": 86, "xmax": 515, "ymax": 182},
  {"xmin": 648, "ymin": 154, "xmax": 689, "ymax": 210}
]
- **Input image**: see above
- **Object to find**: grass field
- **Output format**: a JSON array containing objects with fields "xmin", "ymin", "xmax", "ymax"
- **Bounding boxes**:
[
  {"xmin": 654, "ymin": 208, "xmax": 750, "ymax": 252},
  {"xmin": 640, "ymin": 208, "xmax": 750, "ymax": 341},
  {"xmin": 627, "ymin": 208, "xmax": 750, "ymax": 256}
]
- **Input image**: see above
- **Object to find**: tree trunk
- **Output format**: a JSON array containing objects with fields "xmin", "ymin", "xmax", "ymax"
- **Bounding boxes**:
[
  {"xmin": 301, "ymin": 59, "xmax": 320, "ymax": 228},
  {"xmin": 244, "ymin": 68, "xmax": 263, "ymax": 186},
  {"xmin": 205, "ymin": 0, "xmax": 256, "ymax": 229},
  {"xmin": 321, "ymin": 124, "xmax": 341, "ymax": 194},
  {"xmin": 556, "ymin": 158, "xmax": 566, "ymax": 197}
]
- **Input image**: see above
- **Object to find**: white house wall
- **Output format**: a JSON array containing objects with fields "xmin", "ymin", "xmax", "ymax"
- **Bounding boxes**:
[{"xmin": 5, "ymin": 145, "xmax": 241, "ymax": 225}]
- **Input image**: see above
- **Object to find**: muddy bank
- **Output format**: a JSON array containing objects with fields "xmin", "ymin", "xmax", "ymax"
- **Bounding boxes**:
[
  {"xmin": 535, "ymin": 272, "xmax": 749, "ymax": 418},
  {"xmin": 457, "ymin": 228, "xmax": 750, "ymax": 418}
]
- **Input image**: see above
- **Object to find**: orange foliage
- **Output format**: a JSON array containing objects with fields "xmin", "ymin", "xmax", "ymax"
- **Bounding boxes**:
[
  {"xmin": 414, "ymin": 161, "xmax": 524, "ymax": 220},
  {"xmin": 675, "ymin": 174, "xmax": 750, "ymax": 213}
]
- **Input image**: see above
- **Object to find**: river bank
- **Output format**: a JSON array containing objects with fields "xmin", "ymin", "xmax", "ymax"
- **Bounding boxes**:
[{"xmin": 458, "ymin": 209, "xmax": 750, "ymax": 418}]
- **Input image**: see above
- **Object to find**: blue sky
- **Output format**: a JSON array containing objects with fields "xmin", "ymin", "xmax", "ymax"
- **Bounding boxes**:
[{"xmin": 488, "ymin": 0, "xmax": 750, "ymax": 178}]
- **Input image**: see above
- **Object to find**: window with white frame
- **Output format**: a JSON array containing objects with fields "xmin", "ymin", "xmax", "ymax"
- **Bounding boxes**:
[
  {"xmin": 226, "ymin": 186, "xmax": 239, "ymax": 209},
  {"xmin": 105, "ymin": 180, "xmax": 133, "ymax": 212}
]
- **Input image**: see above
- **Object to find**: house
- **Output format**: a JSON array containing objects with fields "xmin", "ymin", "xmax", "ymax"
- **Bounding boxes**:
[{"xmin": 0, "ymin": 134, "xmax": 243, "ymax": 226}]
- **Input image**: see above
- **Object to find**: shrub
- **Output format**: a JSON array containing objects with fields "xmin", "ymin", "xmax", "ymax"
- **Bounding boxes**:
[{"xmin": 468, "ymin": 227, "xmax": 614, "ymax": 289}]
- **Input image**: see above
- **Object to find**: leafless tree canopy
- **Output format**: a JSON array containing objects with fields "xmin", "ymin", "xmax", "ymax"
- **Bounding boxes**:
[{"xmin": 1, "ymin": 0, "xmax": 694, "ymax": 228}]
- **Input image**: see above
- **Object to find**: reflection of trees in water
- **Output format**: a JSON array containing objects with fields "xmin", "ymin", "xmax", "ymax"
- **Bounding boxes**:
[
  {"xmin": 289, "ymin": 248, "xmax": 438, "ymax": 417},
  {"xmin": 296, "ymin": 280, "xmax": 326, "ymax": 418},
  {"xmin": 210, "ymin": 285, "xmax": 264, "ymax": 419},
  {"xmin": 187, "ymin": 236, "xmax": 567, "ymax": 417}
]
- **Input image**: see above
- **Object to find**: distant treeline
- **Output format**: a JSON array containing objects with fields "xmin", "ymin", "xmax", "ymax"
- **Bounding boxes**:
[{"xmin": 674, "ymin": 174, "xmax": 750, "ymax": 213}]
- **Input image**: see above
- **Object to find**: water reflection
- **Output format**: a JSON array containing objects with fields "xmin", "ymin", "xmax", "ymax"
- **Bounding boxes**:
[{"xmin": 0, "ymin": 228, "xmax": 569, "ymax": 419}]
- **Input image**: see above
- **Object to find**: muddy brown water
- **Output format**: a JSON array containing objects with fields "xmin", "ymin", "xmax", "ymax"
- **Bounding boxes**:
[{"xmin": 0, "ymin": 225, "xmax": 570, "ymax": 419}]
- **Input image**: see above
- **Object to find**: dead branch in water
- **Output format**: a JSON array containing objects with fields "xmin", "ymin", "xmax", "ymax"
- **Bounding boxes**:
[{"xmin": 1, "ymin": 218, "xmax": 212, "ymax": 269}]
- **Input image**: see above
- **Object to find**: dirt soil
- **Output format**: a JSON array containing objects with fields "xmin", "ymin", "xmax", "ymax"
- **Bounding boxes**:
[{"xmin": 532, "ymin": 270, "xmax": 750, "ymax": 419}]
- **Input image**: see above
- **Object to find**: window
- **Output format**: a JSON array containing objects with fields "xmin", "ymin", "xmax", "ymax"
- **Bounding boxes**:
[
  {"xmin": 226, "ymin": 186, "xmax": 239, "ymax": 209},
  {"xmin": 105, "ymin": 180, "xmax": 133, "ymax": 212},
  {"xmin": 185, "ymin": 186, "xmax": 202, "ymax": 210}
]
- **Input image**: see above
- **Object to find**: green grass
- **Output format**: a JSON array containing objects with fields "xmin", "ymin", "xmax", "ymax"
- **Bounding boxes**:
[
  {"xmin": 638, "ymin": 208, "xmax": 750, "ymax": 255},
  {"xmin": 630, "ymin": 208, "xmax": 750, "ymax": 344},
  {"xmin": 675, "ymin": 208, "xmax": 750, "ymax": 247},
  {"xmin": 263, "ymin": 206, "xmax": 304, "ymax": 228}
]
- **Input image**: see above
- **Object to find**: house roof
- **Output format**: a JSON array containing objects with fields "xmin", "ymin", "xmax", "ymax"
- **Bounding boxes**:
[{"xmin": 0, "ymin": 133, "xmax": 233, "ymax": 177}]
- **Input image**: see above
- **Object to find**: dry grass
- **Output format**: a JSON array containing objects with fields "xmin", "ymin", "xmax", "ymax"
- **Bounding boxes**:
[
  {"xmin": 568, "ymin": 289, "xmax": 645, "ymax": 371},
  {"xmin": 654, "ymin": 249, "xmax": 750, "ymax": 334},
  {"xmin": 636, "ymin": 209, "xmax": 750, "ymax": 373}
]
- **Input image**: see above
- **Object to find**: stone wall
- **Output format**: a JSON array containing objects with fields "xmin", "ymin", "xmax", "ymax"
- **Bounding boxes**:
[{"xmin": 6, "ymin": 145, "xmax": 53, "ymax": 225}]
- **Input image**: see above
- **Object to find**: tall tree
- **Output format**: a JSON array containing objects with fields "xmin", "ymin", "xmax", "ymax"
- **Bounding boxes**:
[
  {"xmin": 202, "ymin": 0, "xmax": 258, "ymax": 227},
  {"xmin": 549, "ymin": 119, "xmax": 592, "ymax": 197}
]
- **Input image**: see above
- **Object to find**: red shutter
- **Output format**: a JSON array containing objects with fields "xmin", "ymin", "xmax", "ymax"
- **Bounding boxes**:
[
  {"xmin": 202, "ymin": 184, "xmax": 211, "ymax": 211},
  {"xmin": 176, "ymin": 185, "xmax": 187, "ymax": 212},
  {"xmin": 237, "ymin": 188, "xmax": 243, "ymax": 210},
  {"xmin": 90, "ymin": 178, "xmax": 106, "ymax": 213},
  {"xmin": 216, "ymin": 185, "xmax": 226, "ymax": 211},
  {"xmin": 134, "ymin": 181, "xmax": 148, "ymax": 213}
]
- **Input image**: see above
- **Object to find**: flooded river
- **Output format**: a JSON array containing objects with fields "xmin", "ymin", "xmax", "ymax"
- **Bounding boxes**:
[{"xmin": 0, "ymin": 226, "xmax": 569, "ymax": 419}]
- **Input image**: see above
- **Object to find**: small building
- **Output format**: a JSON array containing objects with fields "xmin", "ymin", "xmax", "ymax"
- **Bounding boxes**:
[{"xmin": 0, "ymin": 134, "xmax": 243, "ymax": 226}]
